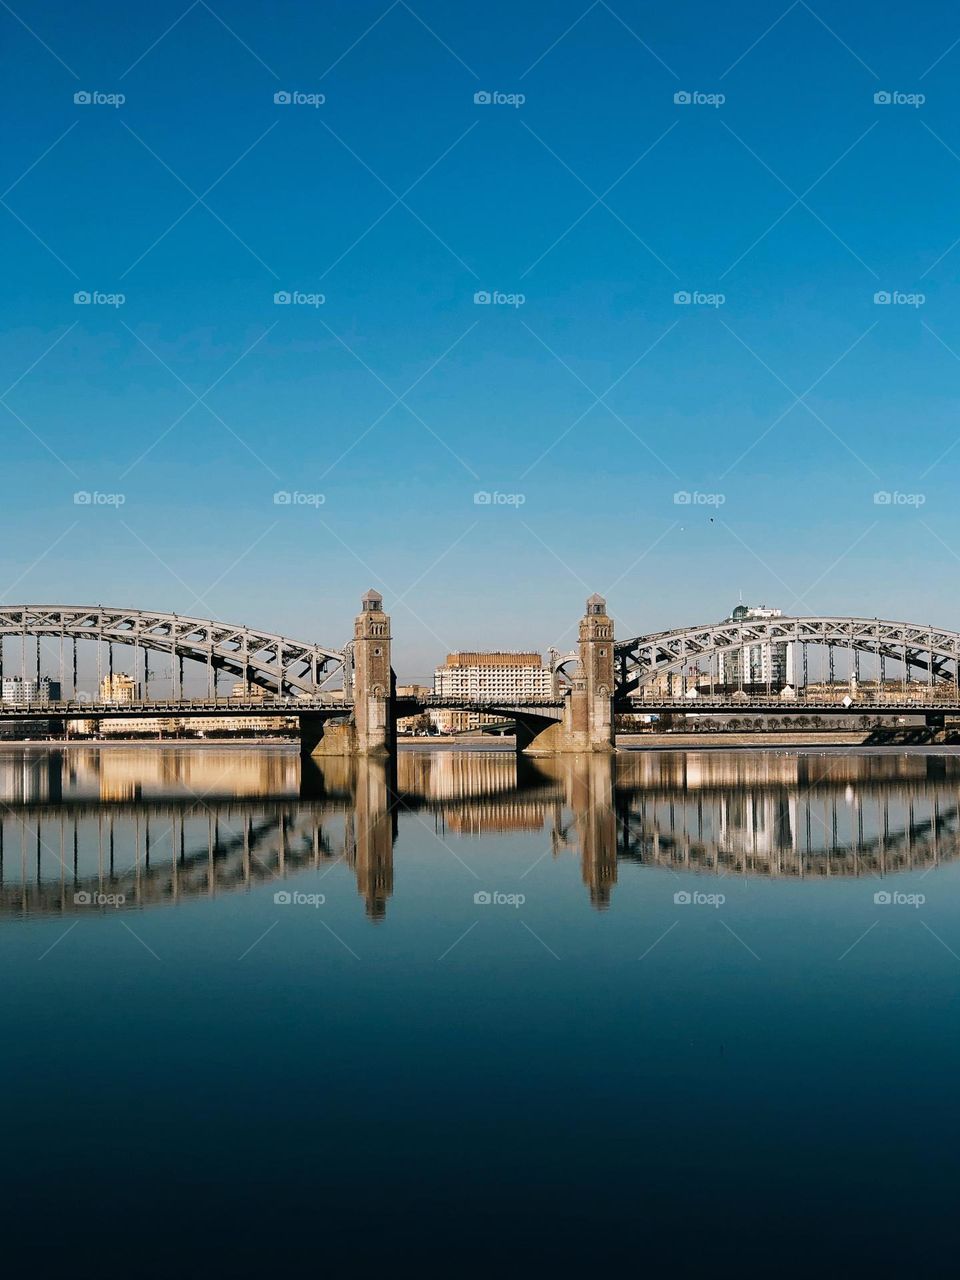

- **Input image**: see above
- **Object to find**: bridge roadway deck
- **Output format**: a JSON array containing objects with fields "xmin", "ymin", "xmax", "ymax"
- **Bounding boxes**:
[
  {"xmin": 396, "ymin": 695, "xmax": 564, "ymax": 715},
  {"xmin": 621, "ymin": 697, "xmax": 960, "ymax": 716},
  {"xmin": 0, "ymin": 697, "xmax": 348, "ymax": 721},
  {"xmin": 2, "ymin": 692, "xmax": 958, "ymax": 724},
  {"xmin": 0, "ymin": 694, "xmax": 567, "ymax": 722}
]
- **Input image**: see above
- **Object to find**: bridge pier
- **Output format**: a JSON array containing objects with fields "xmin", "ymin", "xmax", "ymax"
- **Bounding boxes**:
[
  {"xmin": 303, "ymin": 590, "xmax": 395, "ymax": 758},
  {"xmin": 521, "ymin": 594, "xmax": 615, "ymax": 754},
  {"xmin": 299, "ymin": 712, "xmax": 353, "ymax": 758},
  {"xmin": 514, "ymin": 713, "xmax": 569, "ymax": 754}
]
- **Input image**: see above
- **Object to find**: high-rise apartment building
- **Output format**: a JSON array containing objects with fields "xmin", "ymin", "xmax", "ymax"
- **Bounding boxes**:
[
  {"xmin": 1, "ymin": 676, "xmax": 61, "ymax": 706},
  {"xmin": 717, "ymin": 603, "xmax": 794, "ymax": 689}
]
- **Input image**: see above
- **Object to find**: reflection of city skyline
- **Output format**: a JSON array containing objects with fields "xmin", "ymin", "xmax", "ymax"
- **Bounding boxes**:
[{"xmin": 1, "ymin": 748, "xmax": 959, "ymax": 919}]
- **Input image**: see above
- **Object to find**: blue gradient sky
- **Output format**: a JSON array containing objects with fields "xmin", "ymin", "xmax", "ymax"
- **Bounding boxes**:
[{"xmin": 2, "ymin": 0, "xmax": 959, "ymax": 676}]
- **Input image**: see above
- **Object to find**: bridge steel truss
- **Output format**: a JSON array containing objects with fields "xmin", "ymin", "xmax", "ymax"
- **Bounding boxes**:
[
  {"xmin": 0, "ymin": 607, "xmax": 345, "ymax": 699},
  {"xmin": 615, "ymin": 616, "xmax": 960, "ymax": 700}
]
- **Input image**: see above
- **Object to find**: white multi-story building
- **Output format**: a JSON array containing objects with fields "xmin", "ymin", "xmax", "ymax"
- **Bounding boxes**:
[
  {"xmin": 434, "ymin": 652, "xmax": 553, "ymax": 731},
  {"xmin": 717, "ymin": 604, "xmax": 794, "ymax": 689},
  {"xmin": 1, "ymin": 676, "xmax": 61, "ymax": 706}
]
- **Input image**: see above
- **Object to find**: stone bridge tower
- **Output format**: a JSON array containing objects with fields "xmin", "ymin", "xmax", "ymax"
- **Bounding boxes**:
[
  {"xmin": 352, "ymin": 588, "xmax": 394, "ymax": 756},
  {"xmin": 519, "ymin": 593, "xmax": 616, "ymax": 753},
  {"xmin": 574, "ymin": 593, "xmax": 615, "ymax": 751}
]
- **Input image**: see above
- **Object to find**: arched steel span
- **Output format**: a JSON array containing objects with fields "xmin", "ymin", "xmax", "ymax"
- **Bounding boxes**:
[
  {"xmin": 0, "ymin": 606, "xmax": 344, "ymax": 697},
  {"xmin": 615, "ymin": 616, "xmax": 960, "ymax": 696},
  {"xmin": 548, "ymin": 648, "xmax": 579, "ymax": 677}
]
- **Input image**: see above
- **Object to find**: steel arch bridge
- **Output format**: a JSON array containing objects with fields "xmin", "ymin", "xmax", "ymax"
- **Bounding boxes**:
[
  {"xmin": 614, "ymin": 616, "xmax": 960, "ymax": 698},
  {"xmin": 0, "ymin": 606, "xmax": 345, "ymax": 697}
]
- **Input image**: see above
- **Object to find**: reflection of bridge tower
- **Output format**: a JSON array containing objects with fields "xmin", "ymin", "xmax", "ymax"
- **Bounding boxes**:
[
  {"xmin": 343, "ymin": 758, "xmax": 395, "ymax": 920},
  {"xmin": 536, "ymin": 755, "xmax": 618, "ymax": 907},
  {"xmin": 571, "ymin": 755, "xmax": 617, "ymax": 907}
]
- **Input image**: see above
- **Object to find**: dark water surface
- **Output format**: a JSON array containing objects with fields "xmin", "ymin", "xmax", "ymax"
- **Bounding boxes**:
[{"xmin": 2, "ymin": 745, "xmax": 959, "ymax": 1275}]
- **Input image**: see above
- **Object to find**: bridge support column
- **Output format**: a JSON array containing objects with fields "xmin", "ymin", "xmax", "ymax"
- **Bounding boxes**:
[
  {"xmin": 46, "ymin": 716, "xmax": 66, "ymax": 742},
  {"xmin": 926, "ymin": 712, "xmax": 946, "ymax": 733},
  {"xmin": 520, "ymin": 594, "xmax": 616, "ymax": 754},
  {"xmin": 303, "ymin": 590, "xmax": 395, "ymax": 757},
  {"xmin": 353, "ymin": 589, "xmax": 395, "ymax": 756},
  {"xmin": 299, "ymin": 712, "xmax": 341, "ymax": 757}
]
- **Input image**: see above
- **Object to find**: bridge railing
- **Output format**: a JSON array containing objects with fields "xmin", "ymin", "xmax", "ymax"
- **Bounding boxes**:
[
  {"xmin": 0, "ymin": 694, "xmax": 349, "ymax": 714},
  {"xmin": 405, "ymin": 694, "xmax": 564, "ymax": 708},
  {"xmin": 627, "ymin": 689, "xmax": 960, "ymax": 709}
]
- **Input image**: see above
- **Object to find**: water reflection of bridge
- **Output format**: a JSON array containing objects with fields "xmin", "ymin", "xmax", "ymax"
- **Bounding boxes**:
[{"xmin": 1, "ymin": 748, "xmax": 959, "ymax": 919}]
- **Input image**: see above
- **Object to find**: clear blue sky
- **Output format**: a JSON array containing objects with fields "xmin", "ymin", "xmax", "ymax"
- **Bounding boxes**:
[{"xmin": 2, "ymin": 0, "xmax": 959, "ymax": 677}]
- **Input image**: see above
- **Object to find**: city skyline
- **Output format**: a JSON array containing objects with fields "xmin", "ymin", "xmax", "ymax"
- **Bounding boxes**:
[{"xmin": 3, "ymin": 0, "xmax": 960, "ymax": 672}]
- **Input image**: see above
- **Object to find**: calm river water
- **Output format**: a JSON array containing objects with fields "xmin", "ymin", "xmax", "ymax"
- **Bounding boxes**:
[{"xmin": 2, "ymin": 744, "xmax": 958, "ymax": 1274}]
